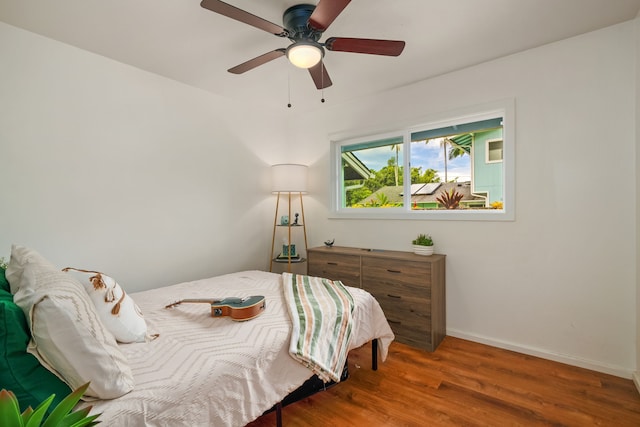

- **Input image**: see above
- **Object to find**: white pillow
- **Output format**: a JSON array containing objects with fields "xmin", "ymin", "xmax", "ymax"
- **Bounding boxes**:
[
  {"xmin": 63, "ymin": 268, "xmax": 150, "ymax": 343},
  {"xmin": 5, "ymin": 245, "xmax": 57, "ymax": 294},
  {"xmin": 7, "ymin": 245, "xmax": 134, "ymax": 399}
]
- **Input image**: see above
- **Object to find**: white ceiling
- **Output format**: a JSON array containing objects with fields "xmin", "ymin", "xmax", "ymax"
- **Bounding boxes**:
[{"xmin": 2, "ymin": 0, "xmax": 640, "ymax": 110}]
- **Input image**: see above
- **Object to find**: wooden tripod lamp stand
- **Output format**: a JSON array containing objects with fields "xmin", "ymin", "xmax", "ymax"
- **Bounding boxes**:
[{"xmin": 269, "ymin": 164, "xmax": 309, "ymax": 273}]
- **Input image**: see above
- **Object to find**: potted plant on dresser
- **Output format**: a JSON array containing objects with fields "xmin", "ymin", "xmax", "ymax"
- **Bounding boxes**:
[{"xmin": 412, "ymin": 233, "xmax": 434, "ymax": 256}]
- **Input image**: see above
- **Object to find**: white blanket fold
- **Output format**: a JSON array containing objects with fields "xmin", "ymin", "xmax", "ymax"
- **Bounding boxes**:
[{"xmin": 282, "ymin": 272, "xmax": 354, "ymax": 383}]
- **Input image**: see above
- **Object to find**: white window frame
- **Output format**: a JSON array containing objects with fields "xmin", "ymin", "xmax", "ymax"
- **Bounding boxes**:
[
  {"xmin": 329, "ymin": 99, "xmax": 515, "ymax": 221},
  {"xmin": 486, "ymin": 138, "xmax": 504, "ymax": 163}
]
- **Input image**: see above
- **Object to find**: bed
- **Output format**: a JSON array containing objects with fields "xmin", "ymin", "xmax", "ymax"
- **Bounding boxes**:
[
  {"xmin": 2, "ymin": 245, "xmax": 394, "ymax": 426},
  {"xmin": 80, "ymin": 270, "xmax": 394, "ymax": 426}
]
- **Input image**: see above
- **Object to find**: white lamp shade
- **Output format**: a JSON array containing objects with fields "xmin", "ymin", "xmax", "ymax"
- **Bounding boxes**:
[
  {"xmin": 287, "ymin": 43, "xmax": 322, "ymax": 69},
  {"xmin": 271, "ymin": 164, "xmax": 308, "ymax": 193}
]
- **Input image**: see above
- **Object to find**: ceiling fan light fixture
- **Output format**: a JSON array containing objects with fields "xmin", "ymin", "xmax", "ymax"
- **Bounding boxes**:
[{"xmin": 286, "ymin": 41, "xmax": 323, "ymax": 69}]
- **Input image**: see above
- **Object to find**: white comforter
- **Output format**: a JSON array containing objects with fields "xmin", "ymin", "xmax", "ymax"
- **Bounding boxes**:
[{"xmin": 84, "ymin": 270, "xmax": 394, "ymax": 427}]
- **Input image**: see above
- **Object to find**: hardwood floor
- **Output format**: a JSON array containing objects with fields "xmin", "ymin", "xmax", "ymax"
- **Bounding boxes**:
[{"xmin": 246, "ymin": 337, "xmax": 640, "ymax": 426}]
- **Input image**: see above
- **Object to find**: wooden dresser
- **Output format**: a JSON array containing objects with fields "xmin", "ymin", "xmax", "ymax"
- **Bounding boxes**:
[{"xmin": 307, "ymin": 246, "xmax": 446, "ymax": 352}]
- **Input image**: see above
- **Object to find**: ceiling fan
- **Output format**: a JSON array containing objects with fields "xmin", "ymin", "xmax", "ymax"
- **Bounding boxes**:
[{"xmin": 200, "ymin": 0, "xmax": 406, "ymax": 90}]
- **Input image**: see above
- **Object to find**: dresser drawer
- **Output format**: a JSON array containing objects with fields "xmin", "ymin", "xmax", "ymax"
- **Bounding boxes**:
[
  {"xmin": 362, "ymin": 260, "xmax": 430, "ymax": 300},
  {"xmin": 374, "ymin": 292, "xmax": 431, "ymax": 350},
  {"xmin": 307, "ymin": 252, "xmax": 361, "ymax": 288},
  {"xmin": 374, "ymin": 292, "xmax": 430, "ymax": 327},
  {"xmin": 362, "ymin": 257, "xmax": 430, "ymax": 289},
  {"xmin": 392, "ymin": 323, "xmax": 432, "ymax": 350}
]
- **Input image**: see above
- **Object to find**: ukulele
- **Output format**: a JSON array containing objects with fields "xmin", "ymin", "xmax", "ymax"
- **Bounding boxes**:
[{"xmin": 165, "ymin": 295, "xmax": 266, "ymax": 321}]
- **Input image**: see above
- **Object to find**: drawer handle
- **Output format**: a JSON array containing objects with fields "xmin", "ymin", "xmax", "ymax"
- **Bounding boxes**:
[
  {"xmin": 388, "ymin": 319, "xmax": 401, "ymax": 325},
  {"xmin": 386, "ymin": 269, "xmax": 402, "ymax": 274},
  {"xmin": 387, "ymin": 294, "xmax": 401, "ymax": 299},
  {"xmin": 327, "ymin": 262, "xmax": 338, "ymax": 265}
]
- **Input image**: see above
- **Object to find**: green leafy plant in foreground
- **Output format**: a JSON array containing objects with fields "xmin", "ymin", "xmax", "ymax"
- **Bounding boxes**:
[{"xmin": 0, "ymin": 382, "xmax": 101, "ymax": 427}]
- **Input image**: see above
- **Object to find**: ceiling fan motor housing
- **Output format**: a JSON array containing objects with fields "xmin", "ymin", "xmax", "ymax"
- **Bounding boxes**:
[{"xmin": 283, "ymin": 4, "xmax": 320, "ymax": 41}]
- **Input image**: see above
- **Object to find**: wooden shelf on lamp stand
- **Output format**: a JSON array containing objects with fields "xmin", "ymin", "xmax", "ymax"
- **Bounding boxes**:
[{"xmin": 269, "ymin": 191, "xmax": 308, "ymax": 274}]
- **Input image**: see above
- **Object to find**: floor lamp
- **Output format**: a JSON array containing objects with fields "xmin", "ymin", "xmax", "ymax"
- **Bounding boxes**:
[{"xmin": 270, "ymin": 164, "xmax": 309, "ymax": 273}]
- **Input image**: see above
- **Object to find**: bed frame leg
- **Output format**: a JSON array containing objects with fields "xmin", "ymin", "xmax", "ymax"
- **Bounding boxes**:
[
  {"xmin": 276, "ymin": 402, "xmax": 282, "ymax": 427},
  {"xmin": 372, "ymin": 339, "xmax": 378, "ymax": 371}
]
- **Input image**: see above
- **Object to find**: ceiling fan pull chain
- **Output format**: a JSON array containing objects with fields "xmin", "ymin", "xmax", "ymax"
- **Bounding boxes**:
[
  {"xmin": 287, "ymin": 71, "xmax": 292, "ymax": 108},
  {"xmin": 321, "ymin": 60, "xmax": 326, "ymax": 104}
]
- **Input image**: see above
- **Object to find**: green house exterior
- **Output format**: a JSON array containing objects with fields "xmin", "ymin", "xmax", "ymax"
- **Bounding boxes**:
[{"xmin": 471, "ymin": 128, "xmax": 503, "ymax": 204}]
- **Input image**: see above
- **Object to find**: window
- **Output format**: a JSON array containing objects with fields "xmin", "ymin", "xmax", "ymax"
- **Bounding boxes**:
[
  {"xmin": 330, "ymin": 100, "xmax": 514, "ymax": 220},
  {"xmin": 486, "ymin": 139, "xmax": 504, "ymax": 163}
]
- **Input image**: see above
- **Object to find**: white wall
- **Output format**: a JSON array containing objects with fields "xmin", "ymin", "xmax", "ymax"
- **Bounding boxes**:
[
  {"xmin": 290, "ymin": 21, "xmax": 638, "ymax": 377},
  {"xmin": 0, "ymin": 22, "xmax": 288, "ymax": 291},
  {"xmin": 635, "ymin": 14, "xmax": 640, "ymax": 390}
]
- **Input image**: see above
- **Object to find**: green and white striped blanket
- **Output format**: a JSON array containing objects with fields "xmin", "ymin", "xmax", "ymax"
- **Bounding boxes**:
[{"xmin": 282, "ymin": 272, "xmax": 355, "ymax": 383}]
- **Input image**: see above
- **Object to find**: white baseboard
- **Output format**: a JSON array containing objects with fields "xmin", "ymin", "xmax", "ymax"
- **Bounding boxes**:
[
  {"xmin": 633, "ymin": 372, "xmax": 640, "ymax": 395},
  {"xmin": 446, "ymin": 329, "xmax": 633, "ymax": 379}
]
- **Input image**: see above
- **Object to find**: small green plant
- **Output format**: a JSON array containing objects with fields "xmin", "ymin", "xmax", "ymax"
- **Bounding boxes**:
[
  {"xmin": 0, "ymin": 257, "xmax": 7, "ymax": 269},
  {"xmin": 0, "ymin": 382, "xmax": 100, "ymax": 427},
  {"xmin": 436, "ymin": 188, "xmax": 464, "ymax": 209},
  {"xmin": 412, "ymin": 233, "xmax": 434, "ymax": 246}
]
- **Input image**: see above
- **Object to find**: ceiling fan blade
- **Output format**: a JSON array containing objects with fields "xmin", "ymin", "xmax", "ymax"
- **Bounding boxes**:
[
  {"xmin": 200, "ymin": 0, "xmax": 288, "ymax": 37},
  {"xmin": 228, "ymin": 49, "xmax": 286, "ymax": 74},
  {"xmin": 308, "ymin": 62, "xmax": 333, "ymax": 89},
  {"xmin": 325, "ymin": 37, "xmax": 406, "ymax": 56},
  {"xmin": 308, "ymin": 0, "xmax": 351, "ymax": 32}
]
